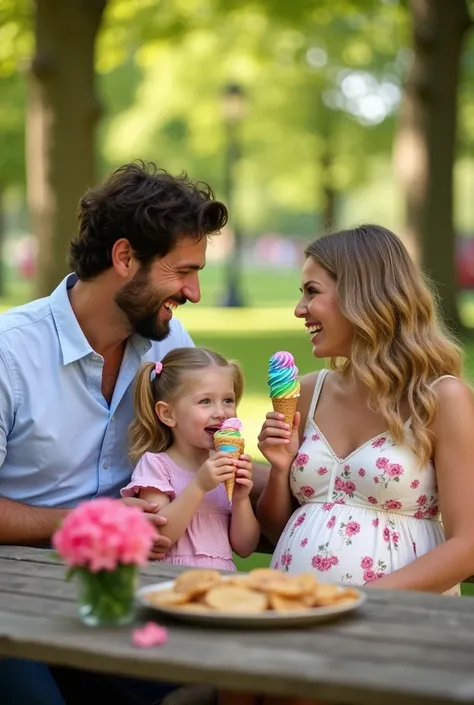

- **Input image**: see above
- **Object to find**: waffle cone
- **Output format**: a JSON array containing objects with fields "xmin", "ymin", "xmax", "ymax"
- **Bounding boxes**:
[
  {"xmin": 272, "ymin": 396, "xmax": 299, "ymax": 427},
  {"xmin": 213, "ymin": 437, "xmax": 245, "ymax": 502}
]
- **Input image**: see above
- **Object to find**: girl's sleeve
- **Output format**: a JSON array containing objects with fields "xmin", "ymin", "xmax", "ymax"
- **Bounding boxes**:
[{"xmin": 120, "ymin": 453, "xmax": 175, "ymax": 499}]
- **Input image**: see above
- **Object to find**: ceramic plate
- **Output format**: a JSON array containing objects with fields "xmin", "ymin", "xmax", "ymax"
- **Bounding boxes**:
[{"xmin": 136, "ymin": 579, "xmax": 366, "ymax": 629}]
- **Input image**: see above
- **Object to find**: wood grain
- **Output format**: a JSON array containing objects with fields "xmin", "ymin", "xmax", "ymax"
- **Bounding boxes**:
[{"xmin": 1, "ymin": 546, "xmax": 474, "ymax": 705}]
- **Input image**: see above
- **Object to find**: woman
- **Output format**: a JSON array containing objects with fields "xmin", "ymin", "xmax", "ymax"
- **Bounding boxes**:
[{"xmin": 257, "ymin": 224, "xmax": 474, "ymax": 593}]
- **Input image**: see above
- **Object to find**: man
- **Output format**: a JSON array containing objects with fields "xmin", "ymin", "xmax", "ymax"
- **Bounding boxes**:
[{"xmin": 0, "ymin": 161, "xmax": 267, "ymax": 704}]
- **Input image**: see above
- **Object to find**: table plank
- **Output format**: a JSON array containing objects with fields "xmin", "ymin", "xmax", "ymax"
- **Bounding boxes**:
[
  {"xmin": 0, "ymin": 546, "xmax": 186, "ymax": 579},
  {"xmin": 2, "ymin": 608, "xmax": 474, "ymax": 705},
  {"xmin": 2, "ymin": 547, "xmax": 474, "ymax": 705}
]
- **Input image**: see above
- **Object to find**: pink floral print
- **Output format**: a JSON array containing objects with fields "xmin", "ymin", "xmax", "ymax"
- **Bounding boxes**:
[
  {"xmin": 414, "ymin": 494, "xmax": 439, "ymax": 519},
  {"xmin": 297, "ymin": 485, "xmax": 315, "ymax": 500},
  {"xmin": 381, "ymin": 499, "xmax": 402, "ymax": 511},
  {"xmin": 338, "ymin": 517, "xmax": 361, "ymax": 545},
  {"xmin": 382, "ymin": 519, "xmax": 400, "ymax": 551},
  {"xmin": 332, "ymin": 465, "xmax": 356, "ymax": 502},
  {"xmin": 360, "ymin": 556, "xmax": 387, "ymax": 583},
  {"xmin": 289, "ymin": 512, "xmax": 306, "ymax": 537},
  {"xmin": 271, "ymin": 371, "xmax": 446, "ymax": 589},
  {"xmin": 295, "ymin": 453, "xmax": 309, "ymax": 468},
  {"xmin": 311, "ymin": 543, "xmax": 339, "ymax": 571},
  {"xmin": 374, "ymin": 458, "xmax": 405, "ymax": 488},
  {"xmin": 280, "ymin": 549, "xmax": 293, "ymax": 571}
]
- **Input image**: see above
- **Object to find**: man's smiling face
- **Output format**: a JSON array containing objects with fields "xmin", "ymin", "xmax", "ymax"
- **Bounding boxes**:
[{"xmin": 114, "ymin": 235, "xmax": 207, "ymax": 341}]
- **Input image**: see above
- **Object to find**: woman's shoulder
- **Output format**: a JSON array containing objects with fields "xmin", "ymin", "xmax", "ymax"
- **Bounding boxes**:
[
  {"xmin": 299, "ymin": 368, "xmax": 333, "ymax": 396},
  {"xmin": 431, "ymin": 376, "xmax": 474, "ymax": 408},
  {"xmin": 430, "ymin": 376, "xmax": 474, "ymax": 432},
  {"xmin": 299, "ymin": 370, "xmax": 320, "ymax": 397},
  {"xmin": 297, "ymin": 370, "xmax": 325, "ymax": 426}
]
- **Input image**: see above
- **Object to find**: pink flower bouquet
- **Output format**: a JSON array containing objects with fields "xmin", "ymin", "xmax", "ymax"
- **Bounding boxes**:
[{"xmin": 53, "ymin": 498, "xmax": 156, "ymax": 626}]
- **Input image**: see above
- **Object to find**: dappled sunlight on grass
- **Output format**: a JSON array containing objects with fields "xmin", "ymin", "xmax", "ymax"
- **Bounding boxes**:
[{"xmin": 176, "ymin": 305, "xmax": 301, "ymax": 334}]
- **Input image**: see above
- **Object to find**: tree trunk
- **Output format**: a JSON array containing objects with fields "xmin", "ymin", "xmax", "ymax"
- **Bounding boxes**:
[
  {"xmin": 393, "ymin": 0, "xmax": 472, "ymax": 334},
  {"xmin": 27, "ymin": 0, "xmax": 106, "ymax": 298},
  {"xmin": 315, "ymin": 92, "xmax": 337, "ymax": 231},
  {"xmin": 321, "ymin": 143, "xmax": 336, "ymax": 229}
]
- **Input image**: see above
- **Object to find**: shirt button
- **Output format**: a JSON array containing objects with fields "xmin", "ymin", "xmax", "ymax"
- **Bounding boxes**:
[{"xmin": 103, "ymin": 461, "xmax": 109, "ymax": 469}]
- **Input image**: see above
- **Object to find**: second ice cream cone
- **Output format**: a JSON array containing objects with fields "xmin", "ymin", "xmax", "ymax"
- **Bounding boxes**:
[
  {"xmin": 272, "ymin": 397, "xmax": 298, "ymax": 427},
  {"xmin": 214, "ymin": 437, "xmax": 245, "ymax": 502}
]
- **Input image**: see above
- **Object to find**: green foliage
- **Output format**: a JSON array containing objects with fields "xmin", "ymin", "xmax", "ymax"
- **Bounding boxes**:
[
  {"xmin": 0, "ymin": 0, "xmax": 31, "ymax": 188},
  {"xmin": 94, "ymin": 0, "xmax": 411, "ymax": 232},
  {"xmin": 0, "ymin": 0, "xmax": 33, "ymax": 77},
  {"xmin": 0, "ymin": 72, "xmax": 25, "ymax": 186},
  {"xmin": 2, "ymin": 0, "xmax": 474, "ymax": 238}
]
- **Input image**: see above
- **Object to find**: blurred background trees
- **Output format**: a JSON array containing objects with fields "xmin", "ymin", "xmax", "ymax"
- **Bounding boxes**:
[{"xmin": 1, "ymin": 0, "xmax": 474, "ymax": 331}]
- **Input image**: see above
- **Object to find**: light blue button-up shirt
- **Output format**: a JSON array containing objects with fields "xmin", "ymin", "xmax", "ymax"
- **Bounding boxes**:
[{"xmin": 0, "ymin": 274, "xmax": 194, "ymax": 508}]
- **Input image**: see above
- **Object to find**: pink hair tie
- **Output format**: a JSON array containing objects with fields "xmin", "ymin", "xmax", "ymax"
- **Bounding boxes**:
[{"xmin": 155, "ymin": 361, "xmax": 163, "ymax": 376}]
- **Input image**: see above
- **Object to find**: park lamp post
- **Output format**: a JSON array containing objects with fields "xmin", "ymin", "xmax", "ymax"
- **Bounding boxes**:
[{"xmin": 221, "ymin": 83, "xmax": 246, "ymax": 307}]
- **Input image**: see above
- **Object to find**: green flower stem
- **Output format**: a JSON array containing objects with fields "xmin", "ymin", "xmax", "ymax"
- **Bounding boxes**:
[{"xmin": 74, "ymin": 563, "xmax": 137, "ymax": 626}]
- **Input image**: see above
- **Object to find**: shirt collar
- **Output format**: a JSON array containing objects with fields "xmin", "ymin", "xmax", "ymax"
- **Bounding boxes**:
[
  {"xmin": 49, "ymin": 274, "xmax": 94, "ymax": 365},
  {"xmin": 50, "ymin": 273, "xmax": 152, "ymax": 366}
]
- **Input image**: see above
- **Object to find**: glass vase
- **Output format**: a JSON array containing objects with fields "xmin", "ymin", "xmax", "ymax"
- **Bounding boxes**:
[{"xmin": 74, "ymin": 563, "xmax": 138, "ymax": 626}]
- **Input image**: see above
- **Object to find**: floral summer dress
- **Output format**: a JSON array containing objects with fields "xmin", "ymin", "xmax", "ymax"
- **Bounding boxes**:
[{"xmin": 271, "ymin": 369, "xmax": 459, "ymax": 593}]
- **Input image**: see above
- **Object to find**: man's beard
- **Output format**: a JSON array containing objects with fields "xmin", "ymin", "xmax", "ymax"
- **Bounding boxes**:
[{"xmin": 114, "ymin": 266, "xmax": 185, "ymax": 342}]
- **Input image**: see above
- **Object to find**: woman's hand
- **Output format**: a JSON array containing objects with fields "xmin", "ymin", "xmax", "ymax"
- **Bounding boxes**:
[
  {"xmin": 257, "ymin": 411, "xmax": 301, "ymax": 473},
  {"xmin": 196, "ymin": 451, "xmax": 237, "ymax": 492},
  {"xmin": 232, "ymin": 454, "xmax": 253, "ymax": 502}
]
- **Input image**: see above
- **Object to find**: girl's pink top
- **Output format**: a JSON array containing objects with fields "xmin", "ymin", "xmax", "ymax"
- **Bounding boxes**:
[{"xmin": 121, "ymin": 452, "xmax": 235, "ymax": 571}]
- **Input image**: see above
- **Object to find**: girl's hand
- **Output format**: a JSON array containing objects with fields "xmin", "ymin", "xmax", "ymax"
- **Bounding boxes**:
[
  {"xmin": 196, "ymin": 451, "xmax": 237, "ymax": 492},
  {"xmin": 257, "ymin": 411, "xmax": 301, "ymax": 473},
  {"xmin": 232, "ymin": 454, "xmax": 253, "ymax": 502}
]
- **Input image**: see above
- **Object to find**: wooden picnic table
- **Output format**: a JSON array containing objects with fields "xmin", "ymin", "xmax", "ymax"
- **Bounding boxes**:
[{"xmin": 1, "ymin": 546, "xmax": 474, "ymax": 705}]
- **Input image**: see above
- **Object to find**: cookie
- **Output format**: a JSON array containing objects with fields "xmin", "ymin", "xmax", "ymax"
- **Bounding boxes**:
[{"xmin": 204, "ymin": 585, "xmax": 268, "ymax": 613}]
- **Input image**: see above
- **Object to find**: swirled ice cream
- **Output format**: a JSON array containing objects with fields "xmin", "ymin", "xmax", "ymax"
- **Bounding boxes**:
[
  {"xmin": 268, "ymin": 351, "xmax": 300, "ymax": 426},
  {"xmin": 268, "ymin": 351, "xmax": 300, "ymax": 400}
]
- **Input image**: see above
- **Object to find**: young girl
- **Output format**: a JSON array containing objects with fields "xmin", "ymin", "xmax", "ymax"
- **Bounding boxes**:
[{"xmin": 121, "ymin": 346, "xmax": 260, "ymax": 570}]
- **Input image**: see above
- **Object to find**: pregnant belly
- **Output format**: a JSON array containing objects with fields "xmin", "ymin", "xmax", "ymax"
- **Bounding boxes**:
[{"xmin": 270, "ymin": 502, "xmax": 445, "ymax": 586}]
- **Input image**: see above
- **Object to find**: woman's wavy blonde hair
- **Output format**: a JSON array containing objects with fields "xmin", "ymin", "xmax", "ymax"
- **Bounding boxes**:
[
  {"xmin": 305, "ymin": 224, "xmax": 463, "ymax": 466},
  {"xmin": 129, "ymin": 347, "xmax": 244, "ymax": 464}
]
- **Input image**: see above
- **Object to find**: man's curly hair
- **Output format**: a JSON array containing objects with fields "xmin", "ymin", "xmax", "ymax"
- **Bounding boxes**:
[{"xmin": 68, "ymin": 161, "xmax": 228, "ymax": 280}]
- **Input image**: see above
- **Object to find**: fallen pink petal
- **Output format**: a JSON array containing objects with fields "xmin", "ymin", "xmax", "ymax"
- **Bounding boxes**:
[{"xmin": 132, "ymin": 622, "xmax": 168, "ymax": 648}]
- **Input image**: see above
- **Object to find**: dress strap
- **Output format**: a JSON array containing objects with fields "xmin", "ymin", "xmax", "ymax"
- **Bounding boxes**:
[
  {"xmin": 308, "ymin": 369, "xmax": 329, "ymax": 421},
  {"xmin": 429, "ymin": 375, "xmax": 458, "ymax": 389},
  {"xmin": 405, "ymin": 376, "xmax": 458, "ymax": 430}
]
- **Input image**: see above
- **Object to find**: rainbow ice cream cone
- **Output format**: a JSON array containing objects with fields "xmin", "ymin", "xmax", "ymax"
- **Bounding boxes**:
[
  {"xmin": 268, "ymin": 351, "xmax": 300, "ymax": 427},
  {"xmin": 213, "ymin": 417, "xmax": 245, "ymax": 502}
]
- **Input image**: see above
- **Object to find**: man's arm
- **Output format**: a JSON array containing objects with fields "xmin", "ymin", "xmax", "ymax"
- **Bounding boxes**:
[
  {"xmin": 0, "ymin": 498, "xmax": 68, "ymax": 545},
  {"xmin": 0, "ymin": 346, "xmax": 171, "ymax": 548},
  {"xmin": 0, "ymin": 346, "xmax": 68, "ymax": 545}
]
